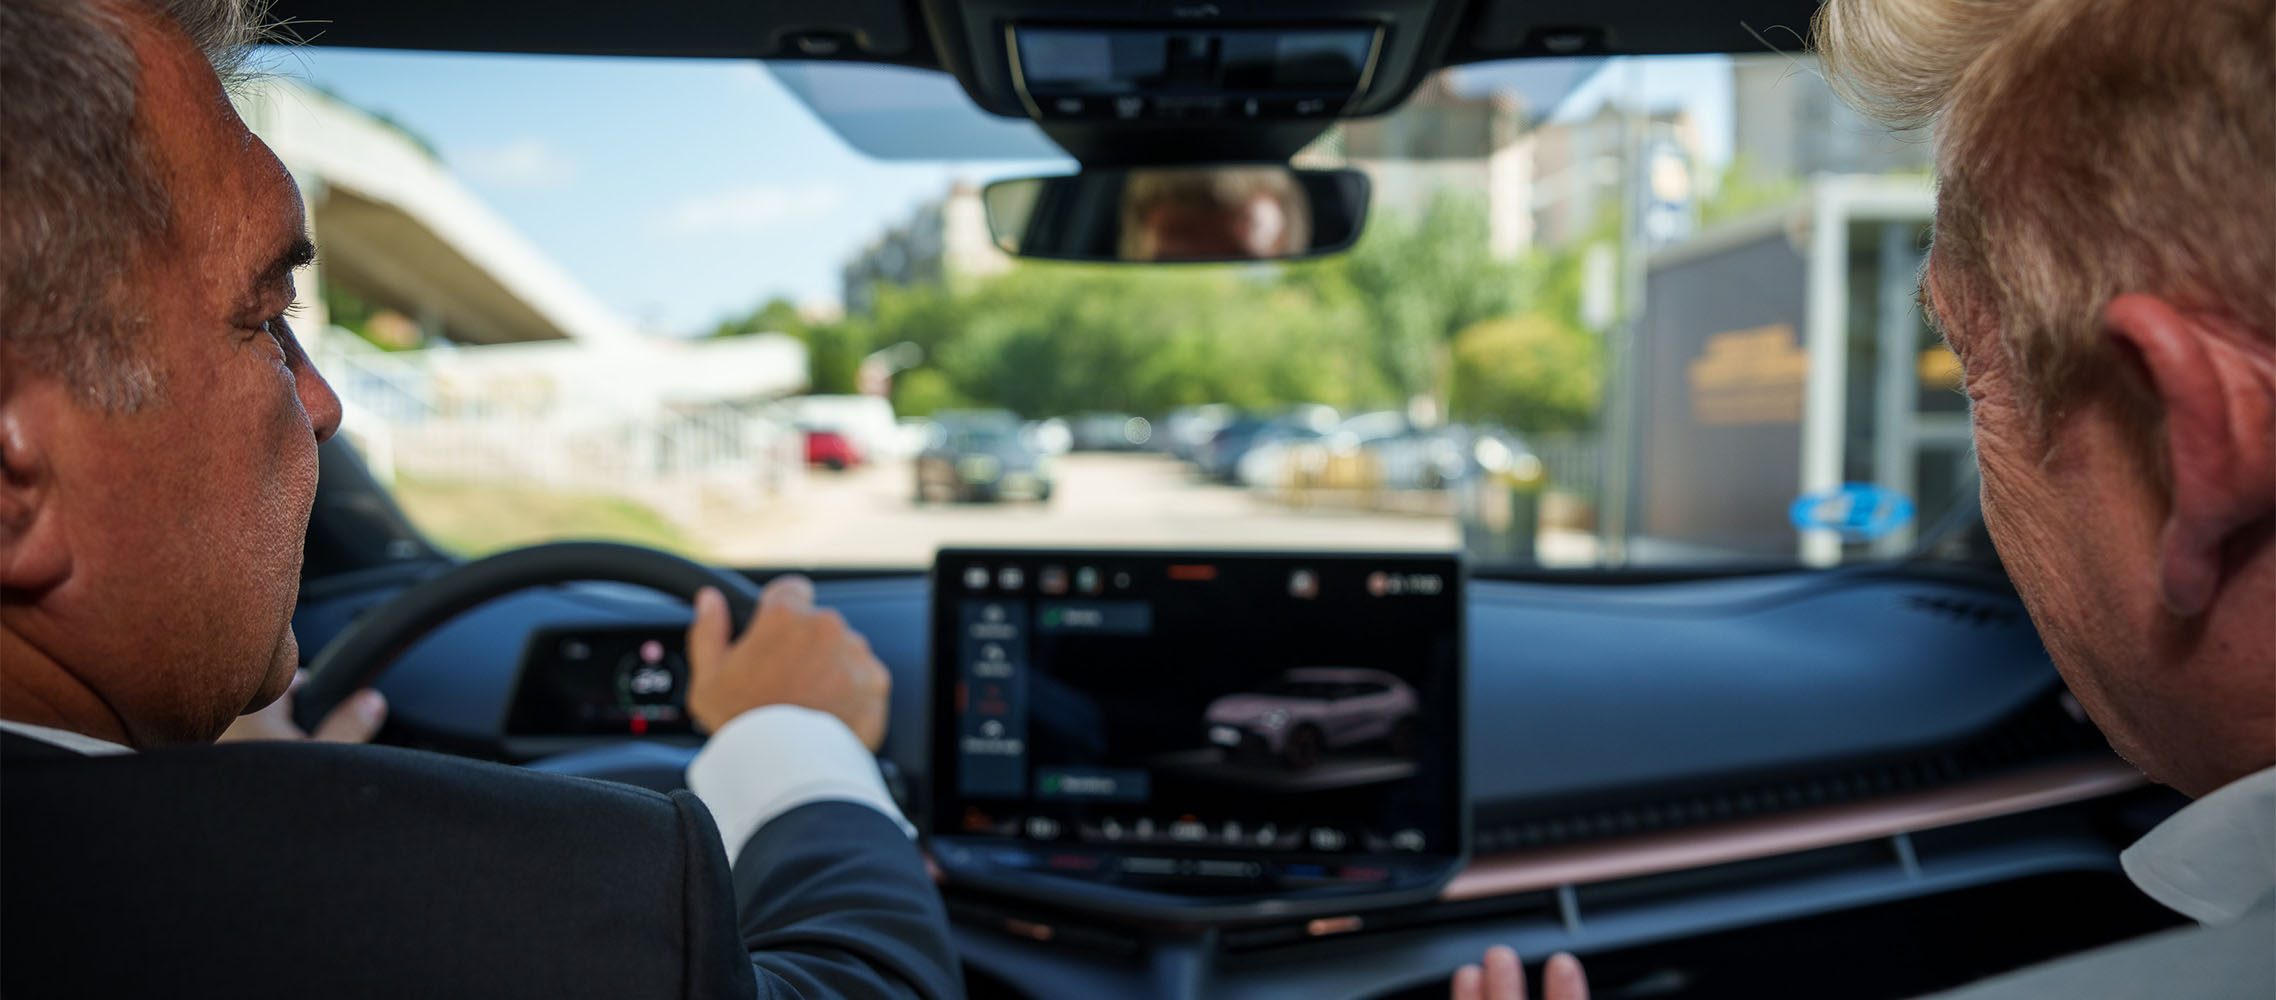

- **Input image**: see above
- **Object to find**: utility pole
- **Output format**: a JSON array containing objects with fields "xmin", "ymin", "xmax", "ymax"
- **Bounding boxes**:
[{"xmin": 1597, "ymin": 57, "xmax": 1650, "ymax": 567}]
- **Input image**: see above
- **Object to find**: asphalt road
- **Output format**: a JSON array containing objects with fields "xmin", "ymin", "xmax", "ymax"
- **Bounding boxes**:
[{"xmin": 702, "ymin": 452, "xmax": 1464, "ymax": 567}]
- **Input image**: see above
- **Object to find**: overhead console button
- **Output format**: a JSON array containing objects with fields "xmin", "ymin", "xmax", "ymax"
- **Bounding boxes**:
[{"xmin": 1008, "ymin": 23, "xmax": 1380, "ymax": 123}]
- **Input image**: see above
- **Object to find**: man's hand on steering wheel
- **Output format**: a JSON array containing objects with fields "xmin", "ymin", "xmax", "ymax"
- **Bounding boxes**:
[{"xmin": 686, "ymin": 574, "xmax": 891, "ymax": 751}]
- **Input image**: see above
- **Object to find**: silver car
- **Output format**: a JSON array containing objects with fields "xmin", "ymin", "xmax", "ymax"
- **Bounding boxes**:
[{"xmin": 1203, "ymin": 667, "xmax": 1420, "ymax": 769}]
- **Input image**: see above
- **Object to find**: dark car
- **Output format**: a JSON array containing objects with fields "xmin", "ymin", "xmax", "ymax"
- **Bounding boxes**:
[
  {"xmin": 1067, "ymin": 412, "xmax": 1153, "ymax": 451},
  {"xmin": 915, "ymin": 416, "xmax": 1055, "ymax": 503},
  {"xmin": 1195, "ymin": 416, "xmax": 1266, "ymax": 481},
  {"xmin": 1200, "ymin": 406, "xmax": 1337, "ymax": 484}
]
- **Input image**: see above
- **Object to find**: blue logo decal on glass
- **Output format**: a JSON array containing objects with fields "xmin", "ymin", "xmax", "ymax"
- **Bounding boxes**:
[{"xmin": 1790, "ymin": 483, "xmax": 1916, "ymax": 542}]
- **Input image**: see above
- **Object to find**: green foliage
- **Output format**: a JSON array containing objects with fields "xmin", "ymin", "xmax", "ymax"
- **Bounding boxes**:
[
  {"xmin": 711, "ymin": 296, "xmax": 870, "ymax": 394},
  {"xmin": 890, "ymin": 367, "xmax": 964, "ymax": 416},
  {"xmin": 1449, "ymin": 314, "xmax": 1603, "ymax": 432},
  {"xmin": 1288, "ymin": 191, "xmax": 1523, "ymax": 402},
  {"xmin": 1698, "ymin": 154, "xmax": 1807, "ymax": 226},
  {"xmin": 712, "ymin": 190, "xmax": 1606, "ymax": 430},
  {"xmin": 803, "ymin": 321, "xmax": 870, "ymax": 395},
  {"xmin": 709, "ymin": 297, "xmax": 808, "ymax": 339}
]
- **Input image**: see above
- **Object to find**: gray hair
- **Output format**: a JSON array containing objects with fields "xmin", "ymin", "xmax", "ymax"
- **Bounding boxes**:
[{"xmin": 0, "ymin": 0, "xmax": 267, "ymax": 410}]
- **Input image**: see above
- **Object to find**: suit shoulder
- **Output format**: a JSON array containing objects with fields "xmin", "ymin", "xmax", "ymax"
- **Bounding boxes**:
[{"xmin": 5, "ymin": 740, "xmax": 682, "ymax": 833}]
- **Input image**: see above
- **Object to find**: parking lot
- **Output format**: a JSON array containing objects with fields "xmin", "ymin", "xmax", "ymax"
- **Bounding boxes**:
[{"xmin": 702, "ymin": 453, "xmax": 1467, "ymax": 567}]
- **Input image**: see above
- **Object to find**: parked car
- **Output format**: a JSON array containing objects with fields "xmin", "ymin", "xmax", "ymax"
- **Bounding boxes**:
[
  {"xmin": 1234, "ymin": 424, "xmax": 1328, "ymax": 489},
  {"xmin": 802, "ymin": 428, "xmax": 862, "ymax": 470},
  {"xmin": 1199, "ymin": 405, "xmax": 1337, "ymax": 483},
  {"xmin": 1204, "ymin": 667, "xmax": 1421, "ymax": 769},
  {"xmin": 1364, "ymin": 422, "xmax": 1527, "ymax": 492},
  {"xmin": 916, "ymin": 414, "xmax": 1055, "ymax": 503},
  {"xmin": 1021, "ymin": 416, "xmax": 1073, "ymax": 456},
  {"xmin": 785, "ymin": 394, "xmax": 900, "ymax": 461},
  {"xmin": 1157, "ymin": 404, "xmax": 1235, "ymax": 461},
  {"xmin": 1067, "ymin": 412, "xmax": 1152, "ymax": 451}
]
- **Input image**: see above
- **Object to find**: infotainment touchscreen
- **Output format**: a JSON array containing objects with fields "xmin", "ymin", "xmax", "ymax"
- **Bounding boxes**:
[{"xmin": 928, "ymin": 549, "xmax": 1463, "ymax": 919}]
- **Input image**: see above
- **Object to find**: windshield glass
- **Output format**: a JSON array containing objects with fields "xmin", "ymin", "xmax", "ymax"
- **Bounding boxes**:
[{"xmin": 250, "ymin": 50, "xmax": 1960, "ymax": 571}]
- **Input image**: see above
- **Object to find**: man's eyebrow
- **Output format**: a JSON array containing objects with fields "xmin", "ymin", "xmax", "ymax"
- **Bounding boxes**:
[{"xmin": 249, "ymin": 235, "xmax": 317, "ymax": 300}]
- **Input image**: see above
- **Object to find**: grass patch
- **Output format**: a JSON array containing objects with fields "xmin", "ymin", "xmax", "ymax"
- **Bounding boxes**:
[{"xmin": 391, "ymin": 477, "xmax": 704, "ymax": 560}]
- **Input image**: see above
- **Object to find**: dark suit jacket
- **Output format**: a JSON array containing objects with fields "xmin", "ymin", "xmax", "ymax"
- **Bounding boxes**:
[{"xmin": 0, "ymin": 733, "xmax": 961, "ymax": 999}]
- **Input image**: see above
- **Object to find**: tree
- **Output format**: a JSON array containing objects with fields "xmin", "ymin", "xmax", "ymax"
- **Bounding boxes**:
[
  {"xmin": 1289, "ymin": 190, "xmax": 1523, "ymax": 407},
  {"xmin": 1449, "ymin": 313, "xmax": 1603, "ymax": 432},
  {"xmin": 704, "ymin": 189, "xmax": 1598, "ymax": 426},
  {"xmin": 890, "ymin": 367, "xmax": 964, "ymax": 416},
  {"xmin": 709, "ymin": 296, "xmax": 808, "ymax": 340},
  {"xmin": 802, "ymin": 319, "xmax": 870, "ymax": 395}
]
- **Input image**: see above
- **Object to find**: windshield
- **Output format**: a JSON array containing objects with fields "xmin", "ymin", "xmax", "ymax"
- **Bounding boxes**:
[{"xmin": 250, "ymin": 50, "xmax": 1961, "ymax": 571}]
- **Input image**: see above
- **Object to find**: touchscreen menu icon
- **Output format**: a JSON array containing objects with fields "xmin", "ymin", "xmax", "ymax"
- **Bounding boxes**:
[{"xmin": 956, "ymin": 599, "xmax": 1030, "ymax": 799}]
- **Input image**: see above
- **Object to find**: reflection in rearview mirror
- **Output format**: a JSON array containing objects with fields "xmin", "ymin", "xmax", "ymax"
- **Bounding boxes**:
[{"xmin": 983, "ymin": 166, "xmax": 1370, "ymax": 264}]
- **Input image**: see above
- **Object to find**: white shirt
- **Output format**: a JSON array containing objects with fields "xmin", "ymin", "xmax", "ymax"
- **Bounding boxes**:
[
  {"xmin": 0, "ymin": 719, "xmax": 134, "ymax": 756},
  {"xmin": 2120, "ymin": 765, "xmax": 2276, "ymax": 926},
  {"xmin": 683, "ymin": 704, "xmax": 917, "ymax": 867},
  {"xmin": 1922, "ymin": 765, "xmax": 2276, "ymax": 1000},
  {"xmin": 0, "ymin": 707, "xmax": 913, "ymax": 870}
]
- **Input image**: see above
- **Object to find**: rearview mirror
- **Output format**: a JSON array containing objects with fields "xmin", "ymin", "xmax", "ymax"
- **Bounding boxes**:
[{"xmin": 982, "ymin": 166, "xmax": 1370, "ymax": 264}]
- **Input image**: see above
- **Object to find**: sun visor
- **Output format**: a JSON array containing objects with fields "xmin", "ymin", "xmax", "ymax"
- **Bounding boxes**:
[{"xmin": 767, "ymin": 61, "xmax": 1068, "ymax": 161}]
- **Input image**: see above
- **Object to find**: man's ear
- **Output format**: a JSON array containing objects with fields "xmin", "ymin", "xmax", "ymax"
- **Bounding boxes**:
[
  {"xmin": 2101, "ymin": 294, "xmax": 2276, "ymax": 617},
  {"xmin": 0, "ymin": 375, "xmax": 72, "ymax": 596}
]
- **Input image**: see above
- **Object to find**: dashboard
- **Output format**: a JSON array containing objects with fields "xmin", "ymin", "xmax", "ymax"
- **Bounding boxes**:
[{"xmin": 292, "ymin": 557, "xmax": 2181, "ymax": 1000}]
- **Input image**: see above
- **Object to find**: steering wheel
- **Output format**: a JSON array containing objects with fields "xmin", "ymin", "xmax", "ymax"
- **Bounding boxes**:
[{"xmin": 293, "ymin": 541, "xmax": 760, "ymax": 733}]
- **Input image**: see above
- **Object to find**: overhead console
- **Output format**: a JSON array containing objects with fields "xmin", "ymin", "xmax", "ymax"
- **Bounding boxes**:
[
  {"xmin": 927, "ymin": 548, "xmax": 1466, "ymax": 923},
  {"xmin": 920, "ymin": 0, "xmax": 1468, "ymax": 162},
  {"xmin": 1007, "ymin": 24, "xmax": 1382, "ymax": 123}
]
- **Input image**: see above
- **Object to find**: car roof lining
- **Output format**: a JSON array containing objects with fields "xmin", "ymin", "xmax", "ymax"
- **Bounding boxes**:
[{"xmin": 263, "ymin": 0, "xmax": 1819, "ymax": 70}]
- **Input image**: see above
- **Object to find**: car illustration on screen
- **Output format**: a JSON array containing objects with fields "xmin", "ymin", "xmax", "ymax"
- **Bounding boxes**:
[{"xmin": 1203, "ymin": 667, "xmax": 1419, "ymax": 769}]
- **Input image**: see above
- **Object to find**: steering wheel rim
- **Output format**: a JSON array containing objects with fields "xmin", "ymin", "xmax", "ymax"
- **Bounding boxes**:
[{"xmin": 294, "ymin": 541, "xmax": 760, "ymax": 732}]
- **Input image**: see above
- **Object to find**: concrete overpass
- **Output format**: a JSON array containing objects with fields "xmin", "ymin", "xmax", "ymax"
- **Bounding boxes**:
[{"xmin": 234, "ymin": 78, "xmax": 636, "ymax": 348}]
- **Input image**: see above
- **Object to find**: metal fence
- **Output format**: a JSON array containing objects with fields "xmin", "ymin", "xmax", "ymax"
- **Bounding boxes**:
[
  {"xmin": 1520, "ymin": 430, "xmax": 1603, "ymax": 504},
  {"xmin": 311, "ymin": 328, "xmax": 803, "ymax": 527}
]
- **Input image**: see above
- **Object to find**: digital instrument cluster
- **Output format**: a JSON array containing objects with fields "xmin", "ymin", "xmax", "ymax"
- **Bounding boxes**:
[{"xmin": 505, "ymin": 625, "xmax": 698, "ymax": 739}]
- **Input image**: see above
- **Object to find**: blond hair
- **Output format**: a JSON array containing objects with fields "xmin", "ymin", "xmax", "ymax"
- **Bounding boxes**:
[{"xmin": 1814, "ymin": 0, "xmax": 2274, "ymax": 421}]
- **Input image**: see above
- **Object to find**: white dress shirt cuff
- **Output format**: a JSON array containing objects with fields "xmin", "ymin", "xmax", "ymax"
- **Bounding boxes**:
[{"xmin": 686, "ymin": 705, "xmax": 916, "ymax": 867}]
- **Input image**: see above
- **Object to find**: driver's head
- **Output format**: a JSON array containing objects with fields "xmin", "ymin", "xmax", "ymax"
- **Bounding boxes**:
[
  {"xmin": 0, "ymin": 0, "xmax": 341, "ymax": 748},
  {"xmin": 1119, "ymin": 167, "xmax": 1311, "ymax": 262},
  {"xmin": 1818, "ymin": 0, "xmax": 2274, "ymax": 796}
]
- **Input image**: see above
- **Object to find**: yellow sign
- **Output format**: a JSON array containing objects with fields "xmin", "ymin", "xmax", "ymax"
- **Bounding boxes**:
[
  {"xmin": 1688, "ymin": 324, "xmax": 1808, "ymax": 425},
  {"xmin": 1917, "ymin": 344, "xmax": 1963, "ymax": 390}
]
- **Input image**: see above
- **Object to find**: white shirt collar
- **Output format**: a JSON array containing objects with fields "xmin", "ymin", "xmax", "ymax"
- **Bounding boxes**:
[
  {"xmin": 2121, "ymin": 764, "xmax": 2276, "ymax": 925},
  {"xmin": 0, "ymin": 719, "xmax": 135, "ymax": 756}
]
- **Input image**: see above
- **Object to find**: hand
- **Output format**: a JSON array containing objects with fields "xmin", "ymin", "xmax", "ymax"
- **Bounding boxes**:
[
  {"xmin": 218, "ymin": 670, "xmax": 388, "ymax": 743},
  {"xmin": 1452, "ymin": 947, "xmax": 1588, "ymax": 1000},
  {"xmin": 685, "ymin": 575, "xmax": 891, "ymax": 750}
]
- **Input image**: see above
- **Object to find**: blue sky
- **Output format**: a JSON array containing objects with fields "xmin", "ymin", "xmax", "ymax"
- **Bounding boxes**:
[{"xmin": 267, "ymin": 49, "xmax": 1735, "ymax": 336}]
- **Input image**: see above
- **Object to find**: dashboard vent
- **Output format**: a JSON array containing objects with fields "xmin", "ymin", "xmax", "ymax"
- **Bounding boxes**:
[
  {"xmin": 1472, "ymin": 692, "xmax": 2106, "ymax": 854},
  {"xmin": 1899, "ymin": 593, "xmax": 2025, "ymax": 629}
]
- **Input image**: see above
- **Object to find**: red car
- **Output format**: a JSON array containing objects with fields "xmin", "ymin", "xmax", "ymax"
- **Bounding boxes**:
[{"xmin": 803, "ymin": 429, "xmax": 863, "ymax": 470}]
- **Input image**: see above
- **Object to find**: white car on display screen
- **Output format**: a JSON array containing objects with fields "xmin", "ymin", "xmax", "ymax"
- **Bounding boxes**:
[{"xmin": 1204, "ymin": 667, "xmax": 1420, "ymax": 769}]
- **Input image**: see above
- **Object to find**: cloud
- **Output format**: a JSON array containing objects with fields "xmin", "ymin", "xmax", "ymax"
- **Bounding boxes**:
[
  {"xmin": 456, "ymin": 137, "xmax": 579, "ymax": 189},
  {"xmin": 656, "ymin": 182, "xmax": 844, "ymax": 236}
]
